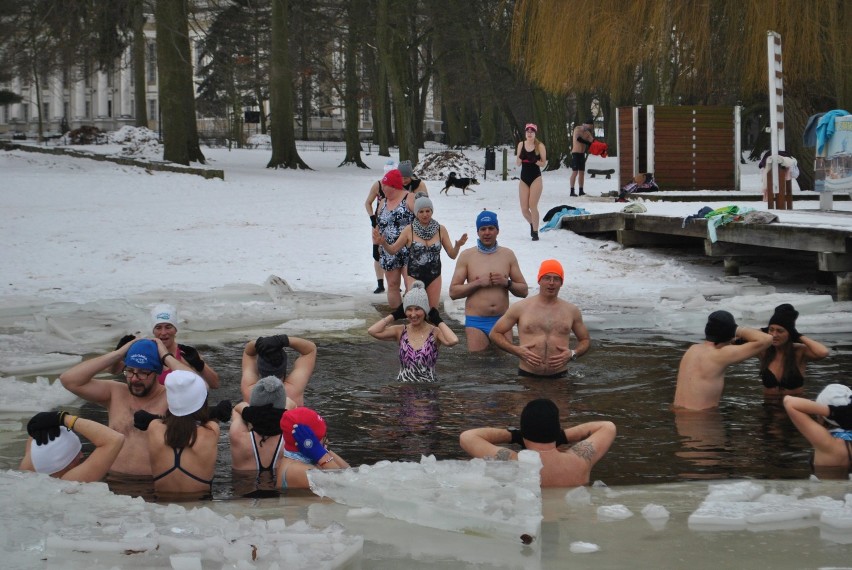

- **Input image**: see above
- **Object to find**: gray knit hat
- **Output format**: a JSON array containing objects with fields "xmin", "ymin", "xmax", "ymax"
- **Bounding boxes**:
[
  {"xmin": 398, "ymin": 160, "xmax": 414, "ymax": 178},
  {"xmin": 403, "ymin": 281, "xmax": 430, "ymax": 314},
  {"xmin": 250, "ymin": 376, "xmax": 287, "ymax": 408},
  {"xmin": 414, "ymin": 195, "xmax": 433, "ymax": 213}
]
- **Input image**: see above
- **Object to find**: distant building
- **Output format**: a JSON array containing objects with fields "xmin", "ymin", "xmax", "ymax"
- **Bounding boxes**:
[{"xmin": 0, "ymin": 10, "xmax": 442, "ymax": 142}]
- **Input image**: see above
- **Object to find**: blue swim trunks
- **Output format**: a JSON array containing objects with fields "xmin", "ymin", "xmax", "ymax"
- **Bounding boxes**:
[{"xmin": 465, "ymin": 315, "xmax": 502, "ymax": 336}]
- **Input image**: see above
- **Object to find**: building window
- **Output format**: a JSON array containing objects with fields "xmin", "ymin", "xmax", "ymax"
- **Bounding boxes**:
[
  {"xmin": 83, "ymin": 63, "xmax": 91, "ymax": 88},
  {"xmin": 107, "ymin": 71, "xmax": 113, "ymax": 88},
  {"xmin": 147, "ymin": 43, "xmax": 157, "ymax": 85},
  {"xmin": 63, "ymin": 102, "xmax": 69, "ymax": 119},
  {"xmin": 85, "ymin": 101, "xmax": 90, "ymax": 118},
  {"xmin": 42, "ymin": 102, "xmax": 49, "ymax": 119},
  {"xmin": 2, "ymin": 105, "xmax": 8, "ymax": 123},
  {"xmin": 148, "ymin": 99, "xmax": 156, "ymax": 121},
  {"xmin": 107, "ymin": 100, "xmax": 112, "ymax": 118}
]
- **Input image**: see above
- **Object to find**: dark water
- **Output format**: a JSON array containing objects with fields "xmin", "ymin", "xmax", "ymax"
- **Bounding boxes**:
[{"xmin": 67, "ymin": 328, "xmax": 852, "ymax": 499}]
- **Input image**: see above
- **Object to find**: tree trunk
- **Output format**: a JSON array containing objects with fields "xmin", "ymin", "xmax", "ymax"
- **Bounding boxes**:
[
  {"xmin": 340, "ymin": 0, "xmax": 368, "ymax": 168},
  {"xmin": 364, "ymin": 15, "xmax": 390, "ymax": 156},
  {"xmin": 378, "ymin": 0, "xmax": 417, "ymax": 163},
  {"xmin": 155, "ymin": 0, "xmax": 204, "ymax": 165},
  {"xmin": 267, "ymin": 0, "xmax": 309, "ymax": 169},
  {"xmin": 132, "ymin": 1, "xmax": 148, "ymax": 128}
]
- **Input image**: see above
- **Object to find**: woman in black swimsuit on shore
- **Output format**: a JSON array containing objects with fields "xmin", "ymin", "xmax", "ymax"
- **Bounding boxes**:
[
  {"xmin": 758, "ymin": 303, "xmax": 829, "ymax": 398},
  {"xmin": 516, "ymin": 123, "xmax": 547, "ymax": 241}
]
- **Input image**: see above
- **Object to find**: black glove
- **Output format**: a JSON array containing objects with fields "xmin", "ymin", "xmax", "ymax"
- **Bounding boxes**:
[
  {"xmin": 115, "ymin": 334, "xmax": 137, "ymax": 351},
  {"xmin": 210, "ymin": 400, "xmax": 233, "ymax": 423},
  {"xmin": 828, "ymin": 404, "xmax": 852, "ymax": 431},
  {"xmin": 255, "ymin": 335, "xmax": 290, "ymax": 356},
  {"xmin": 427, "ymin": 308, "xmax": 443, "ymax": 326},
  {"xmin": 789, "ymin": 328, "xmax": 802, "ymax": 343},
  {"xmin": 241, "ymin": 405, "xmax": 285, "ymax": 435},
  {"xmin": 391, "ymin": 305, "xmax": 406, "ymax": 320},
  {"xmin": 27, "ymin": 411, "xmax": 68, "ymax": 445},
  {"xmin": 178, "ymin": 344, "xmax": 205, "ymax": 373},
  {"xmin": 507, "ymin": 427, "xmax": 524, "ymax": 447},
  {"xmin": 370, "ymin": 214, "xmax": 378, "ymax": 228},
  {"xmin": 133, "ymin": 410, "xmax": 161, "ymax": 431},
  {"xmin": 556, "ymin": 429, "xmax": 569, "ymax": 446}
]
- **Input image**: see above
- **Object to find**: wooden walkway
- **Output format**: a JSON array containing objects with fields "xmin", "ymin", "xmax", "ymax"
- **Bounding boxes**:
[{"xmin": 558, "ymin": 212, "xmax": 852, "ymax": 300}]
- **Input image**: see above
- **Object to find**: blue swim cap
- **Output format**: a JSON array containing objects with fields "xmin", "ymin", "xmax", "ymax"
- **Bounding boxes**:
[
  {"xmin": 124, "ymin": 339, "xmax": 163, "ymax": 373},
  {"xmin": 476, "ymin": 210, "xmax": 499, "ymax": 230}
]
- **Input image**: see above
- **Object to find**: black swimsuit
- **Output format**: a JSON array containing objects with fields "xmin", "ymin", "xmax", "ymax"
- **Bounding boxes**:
[
  {"xmin": 153, "ymin": 447, "xmax": 214, "ymax": 486},
  {"xmin": 760, "ymin": 367, "xmax": 804, "ymax": 390},
  {"xmin": 519, "ymin": 146, "xmax": 541, "ymax": 186}
]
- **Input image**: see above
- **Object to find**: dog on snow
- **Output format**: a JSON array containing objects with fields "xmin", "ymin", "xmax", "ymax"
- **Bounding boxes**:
[{"xmin": 440, "ymin": 172, "xmax": 479, "ymax": 195}]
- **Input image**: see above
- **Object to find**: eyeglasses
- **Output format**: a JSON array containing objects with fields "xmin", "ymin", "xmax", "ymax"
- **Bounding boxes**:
[
  {"xmin": 540, "ymin": 275, "xmax": 563, "ymax": 283},
  {"xmin": 123, "ymin": 368, "xmax": 154, "ymax": 379}
]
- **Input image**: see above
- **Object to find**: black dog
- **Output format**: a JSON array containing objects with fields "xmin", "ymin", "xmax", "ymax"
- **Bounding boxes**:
[{"xmin": 441, "ymin": 172, "xmax": 480, "ymax": 195}]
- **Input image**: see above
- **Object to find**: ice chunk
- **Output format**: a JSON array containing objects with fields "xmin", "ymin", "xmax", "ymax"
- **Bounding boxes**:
[
  {"xmin": 705, "ymin": 481, "xmax": 765, "ymax": 502},
  {"xmin": 0, "ymin": 470, "xmax": 362, "ymax": 568},
  {"xmin": 564, "ymin": 486, "xmax": 592, "ymax": 505},
  {"xmin": 596, "ymin": 504, "xmax": 633, "ymax": 521},
  {"xmin": 569, "ymin": 541, "xmax": 600, "ymax": 553},
  {"xmin": 308, "ymin": 456, "xmax": 542, "ymax": 543},
  {"xmin": 641, "ymin": 503, "xmax": 670, "ymax": 520}
]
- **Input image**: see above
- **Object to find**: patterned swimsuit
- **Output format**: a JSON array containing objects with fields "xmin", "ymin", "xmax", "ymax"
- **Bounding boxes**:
[
  {"xmin": 398, "ymin": 327, "xmax": 439, "ymax": 382},
  {"xmin": 407, "ymin": 238, "xmax": 442, "ymax": 288},
  {"xmin": 377, "ymin": 197, "xmax": 414, "ymax": 271}
]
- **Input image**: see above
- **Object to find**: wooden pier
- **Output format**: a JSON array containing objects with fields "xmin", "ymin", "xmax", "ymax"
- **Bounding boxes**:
[{"xmin": 558, "ymin": 212, "xmax": 852, "ymax": 300}]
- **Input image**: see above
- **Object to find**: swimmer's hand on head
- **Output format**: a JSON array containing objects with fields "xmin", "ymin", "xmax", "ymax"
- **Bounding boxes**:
[
  {"xmin": 255, "ymin": 335, "xmax": 290, "ymax": 356},
  {"xmin": 177, "ymin": 344, "xmax": 206, "ymax": 373},
  {"xmin": 133, "ymin": 410, "xmax": 162, "ymax": 431},
  {"xmin": 829, "ymin": 403, "xmax": 852, "ymax": 430},
  {"xmin": 427, "ymin": 308, "xmax": 443, "ymax": 326},
  {"xmin": 507, "ymin": 426, "xmax": 569, "ymax": 448},
  {"xmin": 115, "ymin": 334, "xmax": 138, "ymax": 351},
  {"xmin": 27, "ymin": 411, "xmax": 69, "ymax": 445},
  {"xmin": 209, "ymin": 400, "xmax": 233, "ymax": 423},
  {"xmin": 293, "ymin": 424, "xmax": 329, "ymax": 464}
]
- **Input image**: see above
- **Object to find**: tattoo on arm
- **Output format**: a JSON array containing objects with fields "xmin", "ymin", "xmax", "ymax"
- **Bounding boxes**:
[
  {"xmin": 485, "ymin": 448, "xmax": 514, "ymax": 462},
  {"xmin": 570, "ymin": 441, "xmax": 595, "ymax": 463}
]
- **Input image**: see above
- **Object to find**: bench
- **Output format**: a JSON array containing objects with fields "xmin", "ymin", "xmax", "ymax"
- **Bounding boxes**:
[{"xmin": 588, "ymin": 168, "xmax": 614, "ymax": 179}]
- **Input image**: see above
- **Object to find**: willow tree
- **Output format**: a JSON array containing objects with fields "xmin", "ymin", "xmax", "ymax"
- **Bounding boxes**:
[
  {"xmin": 267, "ymin": 0, "xmax": 309, "ymax": 169},
  {"xmin": 511, "ymin": 0, "xmax": 852, "ymax": 185}
]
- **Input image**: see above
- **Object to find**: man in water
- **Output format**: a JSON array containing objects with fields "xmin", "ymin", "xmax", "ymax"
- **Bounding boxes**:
[
  {"xmin": 59, "ymin": 337, "xmax": 195, "ymax": 475},
  {"xmin": 673, "ymin": 310, "xmax": 772, "ymax": 410},
  {"xmin": 449, "ymin": 210, "xmax": 528, "ymax": 352},
  {"xmin": 489, "ymin": 259, "xmax": 589, "ymax": 378},
  {"xmin": 459, "ymin": 398, "xmax": 616, "ymax": 487}
]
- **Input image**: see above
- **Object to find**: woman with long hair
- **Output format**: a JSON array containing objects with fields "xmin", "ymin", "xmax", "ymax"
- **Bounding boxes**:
[
  {"xmin": 147, "ymin": 370, "xmax": 219, "ymax": 496},
  {"xmin": 516, "ymin": 123, "xmax": 546, "ymax": 241},
  {"xmin": 758, "ymin": 303, "xmax": 829, "ymax": 397}
]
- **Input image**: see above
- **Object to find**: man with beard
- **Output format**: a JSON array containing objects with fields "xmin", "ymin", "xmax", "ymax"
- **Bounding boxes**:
[
  {"xmin": 59, "ymin": 338, "xmax": 194, "ymax": 475},
  {"xmin": 489, "ymin": 259, "xmax": 590, "ymax": 378},
  {"xmin": 449, "ymin": 210, "xmax": 528, "ymax": 352}
]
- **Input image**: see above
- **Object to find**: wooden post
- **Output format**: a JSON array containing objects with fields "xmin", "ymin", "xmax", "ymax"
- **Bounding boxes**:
[{"xmin": 765, "ymin": 166, "xmax": 792, "ymax": 210}]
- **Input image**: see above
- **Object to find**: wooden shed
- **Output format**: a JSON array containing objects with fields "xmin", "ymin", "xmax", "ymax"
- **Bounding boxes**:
[{"xmin": 617, "ymin": 105, "xmax": 739, "ymax": 191}]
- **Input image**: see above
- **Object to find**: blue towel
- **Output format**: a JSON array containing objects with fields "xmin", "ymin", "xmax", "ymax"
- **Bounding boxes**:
[
  {"xmin": 816, "ymin": 109, "xmax": 850, "ymax": 155},
  {"xmin": 539, "ymin": 207, "xmax": 591, "ymax": 232}
]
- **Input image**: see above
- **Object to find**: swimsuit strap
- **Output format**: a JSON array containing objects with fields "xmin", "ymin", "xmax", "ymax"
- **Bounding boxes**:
[
  {"xmin": 152, "ymin": 447, "xmax": 213, "ymax": 486},
  {"xmin": 251, "ymin": 430, "xmax": 284, "ymax": 473}
]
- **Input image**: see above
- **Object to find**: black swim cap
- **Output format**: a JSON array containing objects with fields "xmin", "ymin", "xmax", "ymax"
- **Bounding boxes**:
[{"xmin": 520, "ymin": 398, "xmax": 562, "ymax": 443}]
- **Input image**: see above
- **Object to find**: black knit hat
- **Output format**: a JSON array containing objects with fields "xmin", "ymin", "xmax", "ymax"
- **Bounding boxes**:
[
  {"xmin": 768, "ymin": 303, "xmax": 799, "ymax": 333},
  {"xmin": 705, "ymin": 310, "xmax": 737, "ymax": 343},
  {"xmin": 520, "ymin": 398, "xmax": 562, "ymax": 443}
]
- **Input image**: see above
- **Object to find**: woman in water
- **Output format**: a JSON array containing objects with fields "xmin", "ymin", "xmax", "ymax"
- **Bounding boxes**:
[
  {"xmin": 146, "ymin": 369, "xmax": 219, "ymax": 497},
  {"xmin": 784, "ymin": 384, "xmax": 852, "ymax": 477},
  {"xmin": 516, "ymin": 123, "xmax": 547, "ymax": 241},
  {"xmin": 367, "ymin": 281, "xmax": 458, "ymax": 382},
  {"xmin": 374, "ymin": 195, "xmax": 467, "ymax": 312},
  {"xmin": 758, "ymin": 303, "xmax": 829, "ymax": 397}
]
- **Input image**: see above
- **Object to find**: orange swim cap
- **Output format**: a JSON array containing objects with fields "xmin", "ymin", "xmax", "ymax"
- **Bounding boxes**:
[{"xmin": 537, "ymin": 259, "xmax": 564, "ymax": 282}]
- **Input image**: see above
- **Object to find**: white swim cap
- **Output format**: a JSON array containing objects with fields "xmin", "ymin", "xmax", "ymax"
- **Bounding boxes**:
[
  {"xmin": 31, "ymin": 428, "xmax": 82, "ymax": 475},
  {"xmin": 165, "ymin": 370, "xmax": 208, "ymax": 416}
]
